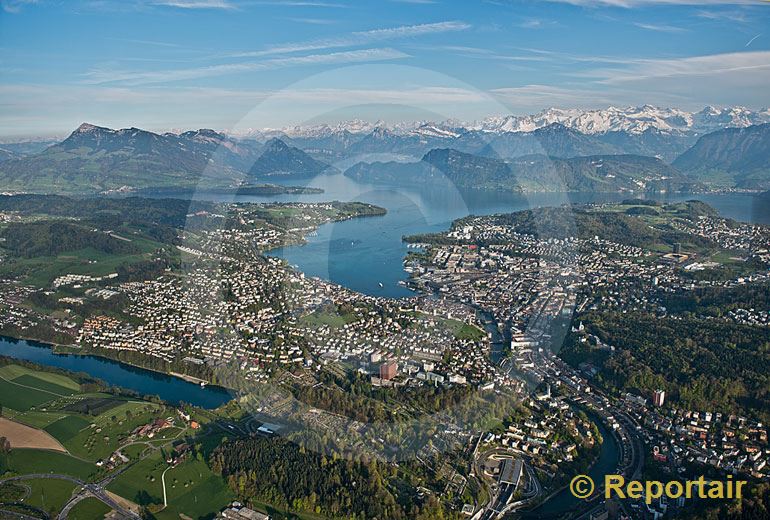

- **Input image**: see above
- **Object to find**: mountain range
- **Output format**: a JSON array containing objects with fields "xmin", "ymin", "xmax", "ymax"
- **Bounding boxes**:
[
  {"xmin": 345, "ymin": 149, "xmax": 698, "ymax": 193},
  {"xmin": 255, "ymin": 105, "xmax": 770, "ymax": 139},
  {"xmin": 0, "ymin": 105, "xmax": 768, "ymax": 194},
  {"xmin": 673, "ymin": 123, "xmax": 770, "ymax": 190},
  {"xmin": 0, "ymin": 123, "xmax": 261, "ymax": 193}
]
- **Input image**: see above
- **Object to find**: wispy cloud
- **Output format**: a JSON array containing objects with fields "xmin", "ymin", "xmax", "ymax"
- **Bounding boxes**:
[
  {"xmin": 152, "ymin": 0, "xmax": 236, "ymax": 8},
  {"xmin": 1, "ymin": 0, "xmax": 37, "ymax": 13},
  {"xmin": 695, "ymin": 9, "xmax": 749, "ymax": 23},
  {"xmin": 82, "ymin": 48, "xmax": 410, "ymax": 85},
  {"xmin": 587, "ymin": 50, "xmax": 770, "ymax": 83},
  {"xmin": 231, "ymin": 21, "xmax": 471, "ymax": 57},
  {"xmin": 633, "ymin": 22, "xmax": 687, "ymax": 33},
  {"xmin": 745, "ymin": 34, "xmax": 761, "ymax": 47},
  {"xmin": 542, "ymin": 0, "xmax": 758, "ymax": 7},
  {"xmin": 516, "ymin": 18, "xmax": 559, "ymax": 29},
  {"xmin": 252, "ymin": 1, "xmax": 348, "ymax": 6},
  {"xmin": 285, "ymin": 17, "xmax": 336, "ymax": 24}
]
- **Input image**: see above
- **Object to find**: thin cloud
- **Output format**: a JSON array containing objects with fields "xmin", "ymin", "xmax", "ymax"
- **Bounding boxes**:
[
  {"xmin": 696, "ymin": 9, "xmax": 749, "ymax": 23},
  {"xmin": 588, "ymin": 50, "xmax": 770, "ymax": 83},
  {"xmin": 82, "ymin": 48, "xmax": 410, "ymax": 85},
  {"xmin": 252, "ymin": 1, "xmax": 348, "ymax": 6},
  {"xmin": 516, "ymin": 19, "xmax": 559, "ymax": 29},
  {"xmin": 745, "ymin": 34, "xmax": 761, "ymax": 47},
  {"xmin": 286, "ymin": 17, "xmax": 337, "ymax": 24},
  {"xmin": 633, "ymin": 22, "xmax": 687, "ymax": 33},
  {"xmin": 542, "ymin": 0, "xmax": 758, "ymax": 7},
  {"xmin": 1, "ymin": 0, "xmax": 38, "ymax": 13},
  {"xmin": 231, "ymin": 21, "xmax": 471, "ymax": 57},
  {"xmin": 152, "ymin": 0, "xmax": 237, "ymax": 8}
]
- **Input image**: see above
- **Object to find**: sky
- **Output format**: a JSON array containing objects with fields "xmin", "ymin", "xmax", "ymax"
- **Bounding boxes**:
[{"xmin": 0, "ymin": 0, "xmax": 769, "ymax": 137}]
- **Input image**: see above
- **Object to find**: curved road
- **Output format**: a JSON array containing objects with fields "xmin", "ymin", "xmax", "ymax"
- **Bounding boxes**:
[{"xmin": 0, "ymin": 474, "xmax": 140, "ymax": 520}]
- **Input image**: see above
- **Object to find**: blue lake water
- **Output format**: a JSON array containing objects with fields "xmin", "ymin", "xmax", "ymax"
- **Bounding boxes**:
[
  {"xmin": 188, "ymin": 175, "xmax": 770, "ymax": 298},
  {"xmin": 1, "ymin": 177, "xmax": 766, "ymax": 405}
]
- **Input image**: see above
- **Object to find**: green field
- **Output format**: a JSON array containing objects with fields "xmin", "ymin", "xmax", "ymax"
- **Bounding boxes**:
[
  {"xmin": 107, "ymin": 451, "xmax": 166, "ymax": 505},
  {"xmin": 50, "ymin": 400, "xmax": 165, "ymax": 462},
  {"xmin": 299, "ymin": 309, "xmax": 357, "ymax": 329},
  {"xmin": 13, "ymin": 374, "xmax": 78, "ymax": 396},
  {"xmin": 0, "ymin": 364, "xmax": 82, "ymax": 413},
  {"xmin": 156, "ymin": 458, "xmax": 235, "ymax": 520},
  {"xmin": 108, "ymin": 451, "xmax": 234, "ymax": 519},
  {"xmin": 0, "ymin": 377, "xmax": 57, "ymax": 411},
  {"xmin": 68, "ymin": 497, "xmax": 111, "ymax": 520},
  {"xmin": 22, "ymin": 478, "xmax": 79, "ymax": 517},
  {"xmin": 0, "ymin": 365, "xmax": 80, "ymax": 391},
  {"xmin": 45, "ymin": 415, "xmax": 91, "ymax": 442},
  {"xmin": 6, "ymin": 449, "xmax": 95, "ymax": 480},
  {"xmin": 0, "ymin": 234, "xmax": 165, "ymax": 287}
]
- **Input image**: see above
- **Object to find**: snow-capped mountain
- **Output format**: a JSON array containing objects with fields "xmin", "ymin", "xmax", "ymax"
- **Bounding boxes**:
[{"xmin": 235, "ymin": 105, "xmax": 770, "ymax": 139}]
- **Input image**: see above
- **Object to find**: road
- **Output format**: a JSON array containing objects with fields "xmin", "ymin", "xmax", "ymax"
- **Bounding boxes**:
[
  {"xmin": 508, "ymin": 342, "xmax": 645, "ymax": 518},
  {"xmin": 0, "ymin": 474, "xmax": 140, "ymax": 520}
]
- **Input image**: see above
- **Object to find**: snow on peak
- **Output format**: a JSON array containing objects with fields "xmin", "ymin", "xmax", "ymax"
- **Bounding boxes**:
[{"xmin": 227, "ymin": 105, "xmax": 770, "ymax": 140}]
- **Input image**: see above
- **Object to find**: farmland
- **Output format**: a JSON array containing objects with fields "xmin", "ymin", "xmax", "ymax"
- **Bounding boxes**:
[{"xmin": 0, "ymin": 362, "xmax": 209, "ymax": 518}]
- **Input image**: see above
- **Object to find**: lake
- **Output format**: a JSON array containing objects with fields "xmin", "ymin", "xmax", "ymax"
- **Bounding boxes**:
[
  {"xmin": 1, "ymin": 177, "xmax": 766, "ymax": 404},
  {"xmin": 185, "ymin": 175, "xmax": 769, "ymax": 298}
]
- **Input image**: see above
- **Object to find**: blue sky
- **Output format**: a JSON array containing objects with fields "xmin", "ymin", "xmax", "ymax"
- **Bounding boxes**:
[{"xmin": 1, "ymin": 0, "xmax": 769, "ymax": 137}]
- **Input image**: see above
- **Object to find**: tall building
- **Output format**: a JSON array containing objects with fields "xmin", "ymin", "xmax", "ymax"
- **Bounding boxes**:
[
  {"xmin": 653, "ymin": 389, "xmax": 666, "ymax": 407},
  {"xmin": 380, "ymin": 361, "xmax": 398, "ymax": 380}
]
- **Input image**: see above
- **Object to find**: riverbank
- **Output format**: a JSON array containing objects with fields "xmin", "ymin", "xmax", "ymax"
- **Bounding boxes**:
[{"xmin": 0, "ymin": 336, "xmax": 232, "ymax": 409}]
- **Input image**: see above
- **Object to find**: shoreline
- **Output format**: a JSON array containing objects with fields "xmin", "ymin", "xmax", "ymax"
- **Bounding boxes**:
[{"xmin": 0, "ymin": 334, "xmax": 232, "ymax": 397}]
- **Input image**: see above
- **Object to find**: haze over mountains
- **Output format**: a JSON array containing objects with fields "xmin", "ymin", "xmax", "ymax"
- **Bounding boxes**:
[{"xmin": 0, "ymin": 105, "xmax": 768, "ymax": 194}]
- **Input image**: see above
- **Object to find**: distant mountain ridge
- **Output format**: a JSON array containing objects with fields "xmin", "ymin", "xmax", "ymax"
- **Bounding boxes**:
[
  {"xmin": 673, "ymin": 123, "xmax": 770, "ymax": 189},
  {"xmin": 0, "ymin": 123, "xmax": 263, "ymax": 193},
  {"xmin": 250, "ymin": 105, "xmax": 770, "ymax": 139},
  {"xmin": 345, "ymin": 148, "xmax": 699, "ymax": 193},
  {"xmin": 248, "ymin": 138, "xmax": 333, "ymax": 179},
  {"xmin": 2, "ymin": 116, "xmax": 768, "ymax": 194}
]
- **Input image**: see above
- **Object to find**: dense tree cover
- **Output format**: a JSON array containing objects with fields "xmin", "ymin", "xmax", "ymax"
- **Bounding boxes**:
[
  {"xmin": 625, "ymin": 205, "xmax": 659, "ymax": 216},
  {"xmin": 82, "ymin": 346, "xmax": 216, "ymax": 383},
  {"xmin": 29, "ymin": 289, "xmax": 133, "ymax": 321},
  {"xmin": 683, "ymin": 482, "xmax": 770, "ymax": 520},
  {"xmin": 292, "ymin": 370, "xmax": 477, "ymax": 423},
  {"xmin": 0, "ymin": 221, "xmax": 139, "ymax": 258},
  {"xmin": 405, "ymin": 201, "xmax": 718, "ymax": 251},
  {"xmin": 0, "ymin": 194, "xmax": 209, "ymax": 229},
  {"xmin": 0, "ymin": 318, "xmax": 77, "ymax": 346},
  {"xmin": 659, "ymin": 283, "xmax": 770, "ymax": 316},
  {"xmin": 211, "ymin": 436, "xmax": 460, "ymax": 520},
  {"xmin": 488, "ymin": 206, "xmax": 715, "ymax": 249},
  {"xmin": 561, "ymin": 311, "xmax": 770, "ymax": 418}
]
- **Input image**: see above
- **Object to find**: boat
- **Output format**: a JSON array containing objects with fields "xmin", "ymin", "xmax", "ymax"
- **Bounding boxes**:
[{"xmin": 378, "ymin": 282, "xmax": 384, "ymax": 288}]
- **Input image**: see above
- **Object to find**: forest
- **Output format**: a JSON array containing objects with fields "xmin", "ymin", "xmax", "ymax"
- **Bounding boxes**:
[
  {"xmin": 210, "ymin": 435, "xmax": 460, "ymax": 520},
  {"xmin": 560, "ymin": 310, "xmax": 770, "ymax": 419}
]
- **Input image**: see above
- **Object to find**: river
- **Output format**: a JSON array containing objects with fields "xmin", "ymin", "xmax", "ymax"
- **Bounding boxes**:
[
  {"xmin": 524, "ymin": 411, "xmax": 620, "ymax": 519},
  {"xmin": 0, "ymin": 336, "xmax": 231, "ymax": 409}
]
